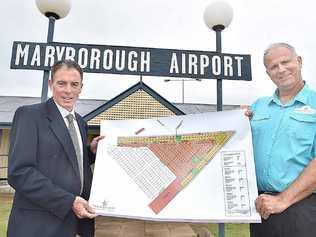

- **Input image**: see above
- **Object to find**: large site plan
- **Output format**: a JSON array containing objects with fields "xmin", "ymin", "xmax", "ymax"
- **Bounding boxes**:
[{"xmin": 89, "ymin": 110, "xmax": 261, "ymax": 223}]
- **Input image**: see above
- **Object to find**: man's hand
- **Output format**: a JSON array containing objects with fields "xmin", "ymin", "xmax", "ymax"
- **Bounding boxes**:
[
  {"xmin": 255, "ymin": 193, "xmax": 289, "ymax": 220},
  {"xmin": 240, "ymin": 105, "xmax": 253, "ymax": 119},
  {"xmin": 72, "ymin": 196, "xmax": 97, "ymax": 219},
  {"xmin": 90, "ymin": 135, "xmax": 105, "ymax": 154}
]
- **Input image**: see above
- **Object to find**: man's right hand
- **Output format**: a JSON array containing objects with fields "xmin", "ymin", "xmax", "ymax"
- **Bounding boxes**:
[
  {"xmin": 72, "ymin": 196, "xmax": 97, "ymax": 219},
  {"xmin": 255, "ymin": 193, "xmax": 289, "ymax": 220}
]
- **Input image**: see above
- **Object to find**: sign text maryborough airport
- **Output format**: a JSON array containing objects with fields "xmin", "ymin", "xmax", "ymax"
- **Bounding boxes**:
[{"xmin": 11, "ymin": 41, "xmax": 252, "ymax": 81}]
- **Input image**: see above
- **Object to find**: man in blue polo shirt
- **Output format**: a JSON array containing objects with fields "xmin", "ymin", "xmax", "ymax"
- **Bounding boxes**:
[{"xmin": 249, "ymin": 43, "xmax": 316, "ymax": 237}]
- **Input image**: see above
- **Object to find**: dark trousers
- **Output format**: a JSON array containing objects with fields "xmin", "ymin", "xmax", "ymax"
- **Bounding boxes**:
[{"xmin": 250, "ymin": 194, "xmax": 316, "ymax": 237}]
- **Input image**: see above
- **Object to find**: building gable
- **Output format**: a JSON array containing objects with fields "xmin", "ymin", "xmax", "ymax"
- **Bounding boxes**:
[{"xmin": 85, "ymin": 81, "xmax": 185, "ymax": 126}]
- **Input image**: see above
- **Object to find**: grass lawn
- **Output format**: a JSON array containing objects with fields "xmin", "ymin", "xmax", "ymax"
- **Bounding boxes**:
[
  {"xmin": 0, "ymin": 193, "xmax": 13, "ymax": 236},
  {"xmin": 208, "ymin": 223, "xmax": 249, "ymax": 237},
  {"xmin": 0, "ymin": 193, "xmax": 249, "ymax": 237}
]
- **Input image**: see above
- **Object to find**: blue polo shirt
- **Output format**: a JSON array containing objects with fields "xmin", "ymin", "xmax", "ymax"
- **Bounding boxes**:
[{"xmin": 251, "ymin": 84, "xmax": 316, "ymax": 192}]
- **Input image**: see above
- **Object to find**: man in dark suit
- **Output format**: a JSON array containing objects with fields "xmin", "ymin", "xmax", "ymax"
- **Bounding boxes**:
[{"xmin": 7, "ymin": 59, "xmax": 103, "ymax": 237}]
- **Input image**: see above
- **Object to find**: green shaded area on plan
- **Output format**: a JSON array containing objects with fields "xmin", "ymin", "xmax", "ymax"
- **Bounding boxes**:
[
  {"xmin": 191, "ymin": 168, "xmax": 200, "ymax": 177},
  {"xmin": 175, "ymin": 135, "xmax": 182, "ymax": 142},
  {"xmin": 192, "ymin": 157, "xmax": 201, "ymax": 164}
]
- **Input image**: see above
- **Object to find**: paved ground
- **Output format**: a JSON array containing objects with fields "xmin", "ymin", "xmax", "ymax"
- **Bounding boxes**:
[
  {"xmin": 96, "ymin": 217, "xmax": 204, "ymax": 237},
  {"xmin": 0, "ymin": 190, "xmax": 212, "ymax": 237}
]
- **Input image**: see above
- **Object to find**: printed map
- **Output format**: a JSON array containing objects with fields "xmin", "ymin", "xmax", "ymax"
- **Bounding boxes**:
[{"xmin": 89, "ymin": 110, "xmax": 261, "ymax": 222}]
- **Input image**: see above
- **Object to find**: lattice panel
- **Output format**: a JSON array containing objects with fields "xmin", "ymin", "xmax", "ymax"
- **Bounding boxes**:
[
  {"xmin": 88, "ymin": 90, "xmax": 176, "ymax": 126},
  {"xmin": 0, "ymin": 129, "xmax": 10, "ymax": 156},
  {"xmin": 0, "ymin": 155, "xmax": 8, "ymax": 179}
]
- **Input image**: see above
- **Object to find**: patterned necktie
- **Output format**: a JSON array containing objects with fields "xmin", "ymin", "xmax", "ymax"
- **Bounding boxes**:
[{"xmin": 66, "ymin": 114, "xmax": 83, "ymax": 194}]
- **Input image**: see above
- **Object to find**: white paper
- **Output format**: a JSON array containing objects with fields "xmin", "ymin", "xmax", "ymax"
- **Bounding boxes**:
[{"xmin": 89, "ymin": 110, "xmax": 261, "ymax": 223}]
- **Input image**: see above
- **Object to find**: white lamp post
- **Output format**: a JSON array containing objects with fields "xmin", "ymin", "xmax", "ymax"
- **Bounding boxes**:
[
  {"xmin": 204, "ymin": 1, "xmax": 233, "ymax": 112},
  {"xmin": 35, "ymin": 0, "xmax": 71, "ymax": 102},
  {"xmin": 204, "ymin": 3, "xmax": 233, "ymax": 236}
]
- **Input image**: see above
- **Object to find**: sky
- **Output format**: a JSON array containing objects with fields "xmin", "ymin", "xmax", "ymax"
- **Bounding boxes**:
[{"xmin": 1, "ymin": 0, "xmax": 316, "ymax": 105}]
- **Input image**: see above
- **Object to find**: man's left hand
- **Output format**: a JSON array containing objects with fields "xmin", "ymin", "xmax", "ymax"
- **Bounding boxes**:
[
  {"xmin": 255, "ymin": 193, "xmax": 289, "ymax": 220},
  {"xmin": 90, "ymin": 135, "xmax": 105, "ymax": 154}
]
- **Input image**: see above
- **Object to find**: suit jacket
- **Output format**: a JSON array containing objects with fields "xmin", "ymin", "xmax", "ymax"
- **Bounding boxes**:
[{"xmin": 7, "ymin": 98, "xmax": 95, "ymax": 237}]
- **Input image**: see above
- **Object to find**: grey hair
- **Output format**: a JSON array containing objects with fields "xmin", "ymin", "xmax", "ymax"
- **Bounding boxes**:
[
  {"xmin": 263, "ymin": 42, "xmax": 297, "ymax": 65},
  {"xmin": 51, "ymin": 59, "xmax": 83, "ymax": 81}
]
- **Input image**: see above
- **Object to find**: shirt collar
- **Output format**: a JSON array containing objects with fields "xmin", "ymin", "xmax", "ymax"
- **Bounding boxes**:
[
  {"xmin": 53, "ymin": 99, "xmax": 76, "ymax": 120},
  {"xmin": 268, "ymin": 83, "xmax": 309, "ymax": 106}
]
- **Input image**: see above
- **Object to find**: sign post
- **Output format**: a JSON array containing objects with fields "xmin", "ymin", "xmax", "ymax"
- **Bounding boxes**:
[{"xmin": 41, "ymin": 17, "xmax": 55, "ymax": 102}]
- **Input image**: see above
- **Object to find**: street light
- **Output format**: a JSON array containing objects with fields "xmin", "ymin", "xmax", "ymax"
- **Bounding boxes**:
[
  {"xmin": 204, "ymin": 1, "xmax": 233, "ymax": 112},
  {"xmin": 164, "ymin": 78, "xmax": 202, "ymax": 104},
  {"xmin": 204, "ymin": 3, "xmax": 233, "ymax": 236},
  {"xmin": 35, "ymin": 0, "xmax": 72, "ymax": 102}
]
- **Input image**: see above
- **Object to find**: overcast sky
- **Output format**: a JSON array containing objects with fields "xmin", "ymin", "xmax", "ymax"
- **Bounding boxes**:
[{"xmin": 1, "ymin": 0, "xmax": 315, "ymax": 105}]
